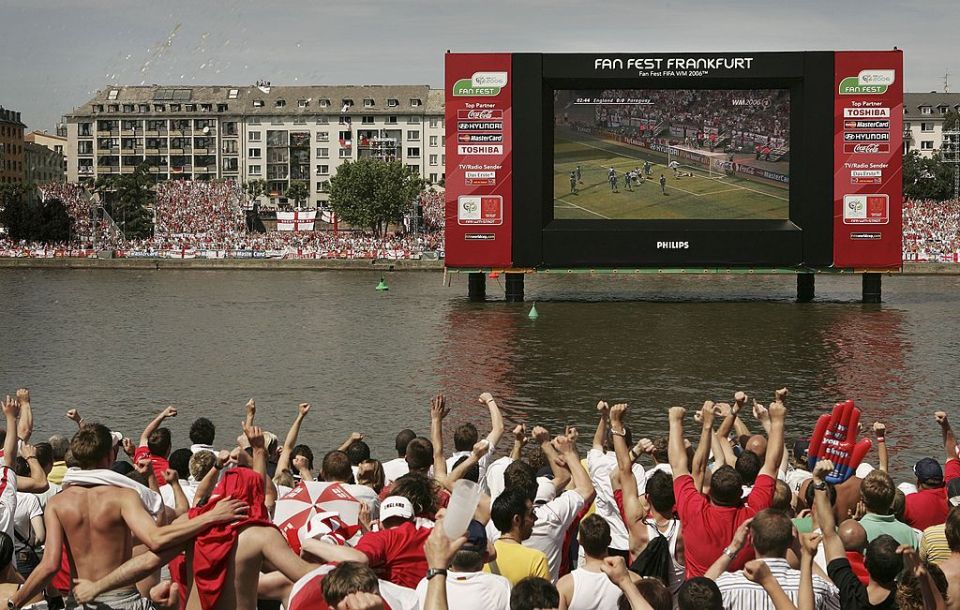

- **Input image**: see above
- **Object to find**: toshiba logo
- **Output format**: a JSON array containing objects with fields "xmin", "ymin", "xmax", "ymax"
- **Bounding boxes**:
[{"xmin": 656, "ymin": 241, "xmax": 689, "ymax": 249}]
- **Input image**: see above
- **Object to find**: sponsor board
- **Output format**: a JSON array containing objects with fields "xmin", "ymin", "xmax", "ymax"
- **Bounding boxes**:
[
  {"xmin": 457, "ymin": 144, "xmax": 503, "ymax": 155},
  {"xmin": 843, "ymin": 132, "xmax": 890, "ymax": 141},
  {"xmin": 843, "ymin": 143, "xmax": 890, "ymax": 154},
  {"xmin": 458, "ymin": 121, "xmax": 503, "ymax": 131},
  {"xmin": 452, "ymin": 71, "xmax": 508, "ymax": 96},
  {"xmin": 458, "ymin": 195, "xmax": 503, "ymax": 225},
  {"xmin": 851, "ymin": 169, "xmax": 883, "ymax": 185},
  {"xmin": 457, "ymin": 109, "xmax": 503, "ymax": 120},
  {"xmin": 457, "ymin": 133, "xmax": 504, "ymax": 143},
  {"xmin": 464, "ymin": 170, "xmax": 497, "ymax": 186},
  {"xmin": 843, "ymin": 194, "xmax": 889, "ymax": 224},
  {"xmin": 850, "ymin": 232, "xmax": 882, "ymax": 240},
  {"xmin": 839, "ymin": 74, "xmax": 890, "ymax": 95},
  {"xmin": 465, "ymin": 233, "xmax": 496, "ymax": 241},
  {"xmin": 843, "ymin": 107, "xmax": 890, "ymax": 118},
  {"xmin": 843, "ymin": 120, "xmax": 890, "ymax": 130}
]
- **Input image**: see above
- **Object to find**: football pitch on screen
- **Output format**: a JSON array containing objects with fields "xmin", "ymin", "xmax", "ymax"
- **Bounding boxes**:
[{"xmin": 553, "ymin": 132, "xmax": 789, "ymax": 221}]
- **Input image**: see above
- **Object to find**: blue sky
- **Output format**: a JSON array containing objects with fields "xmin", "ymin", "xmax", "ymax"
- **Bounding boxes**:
[{"xmin": 2, "ymin": 0, "xmax": 958, "ymax": 131}]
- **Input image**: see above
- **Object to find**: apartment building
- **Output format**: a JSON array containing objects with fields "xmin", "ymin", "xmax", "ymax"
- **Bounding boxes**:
[
  {"xmin": 65, "ymin": 84, "xmax": 445, "ymax": 205},
  {"xmin": 903, "ymin": 92, "xmax": 960, "ymax": 157},
  {"xmin": 0, "ymin": 106, "xmax": 26, "ymax": 185}
]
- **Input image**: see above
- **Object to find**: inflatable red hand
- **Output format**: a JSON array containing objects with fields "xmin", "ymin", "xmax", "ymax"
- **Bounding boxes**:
[{"xmin": 807, "ymin": 400, "xmax": 872, "ymax": 483}]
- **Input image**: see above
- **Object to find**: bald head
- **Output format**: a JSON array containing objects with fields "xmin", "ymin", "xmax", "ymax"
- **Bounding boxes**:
[
  {"xmin": 746, "ymin": 435, "xmax": 768, "ymax": 459},
  {"xmin": 838, "ymin": 519, "xmax": 867, "ymax": 553}
]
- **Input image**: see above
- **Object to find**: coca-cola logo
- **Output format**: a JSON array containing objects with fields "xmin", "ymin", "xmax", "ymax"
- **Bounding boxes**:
[
  {"xmin": 843, "ymin": 143, "xmax": 889, "ymax": 154},
  {"xmin": 457, "ymin": 109, "xmax": 503, "ymax": 120}
]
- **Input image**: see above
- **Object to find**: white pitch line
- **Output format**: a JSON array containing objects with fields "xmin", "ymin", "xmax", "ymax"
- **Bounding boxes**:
[{"xmin": 555, "ymin": 197, "xmax": 610, "ymax": 219}]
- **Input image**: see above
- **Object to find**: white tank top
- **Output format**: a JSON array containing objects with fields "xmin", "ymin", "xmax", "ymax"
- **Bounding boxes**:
[
  {"xmin": 568, "ymin": 568, "xmax": 623, "ymax": 610},
  {"xmin": 643, "ymin": 518, "xmax": 685, "ymax": 594}
]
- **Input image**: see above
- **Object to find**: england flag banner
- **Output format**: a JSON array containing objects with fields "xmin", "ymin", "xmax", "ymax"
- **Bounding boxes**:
[{"xmin": 277, "ymin": 210, "xmax": 317, "ymax": 231}]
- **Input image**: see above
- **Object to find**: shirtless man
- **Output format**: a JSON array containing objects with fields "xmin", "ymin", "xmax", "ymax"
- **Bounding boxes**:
[
  {"xmin": 7, "ymin": 423, "xmax": 249, "ymax": 610},
  {"xmin": 939, "ymin": 507, "xmax": 960, "ymax": 610}
]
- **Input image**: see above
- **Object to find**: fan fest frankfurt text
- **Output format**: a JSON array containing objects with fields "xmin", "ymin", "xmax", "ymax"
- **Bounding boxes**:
[{"xmin": 594, "ymin": 57, "xmax": 755, "ymax": 71}]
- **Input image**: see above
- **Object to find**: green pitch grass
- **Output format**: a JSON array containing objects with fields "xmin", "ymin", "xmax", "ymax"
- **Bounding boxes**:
[{"xmin": 554, "ymin": 129, "xmax": 789, "ymax": 220}]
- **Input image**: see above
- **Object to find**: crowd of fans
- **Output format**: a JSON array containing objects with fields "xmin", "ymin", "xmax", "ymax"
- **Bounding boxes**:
[
  {"xmin": 1, "ymin": 385, "xmax": 959, "ymax": 610},
  {"xmin": 154, "ymin": 180, "xmax": 246, "ymax": 239},
  {"xmin": 902, "ymin": 199, "xmax": 960, "ymax": 262}
]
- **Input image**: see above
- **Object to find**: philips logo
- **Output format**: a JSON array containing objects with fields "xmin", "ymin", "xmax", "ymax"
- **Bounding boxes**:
[{"xmin": 656, "ymin": 241, "xmax": 689, "ymax": 250}]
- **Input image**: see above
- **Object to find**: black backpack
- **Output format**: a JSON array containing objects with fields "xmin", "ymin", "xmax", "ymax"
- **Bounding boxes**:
[{"xmin": 628, "ymin": 522, "xmax": 672, "ymax": 585}]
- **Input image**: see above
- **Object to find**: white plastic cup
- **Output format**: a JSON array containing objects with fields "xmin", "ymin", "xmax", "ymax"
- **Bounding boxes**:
[{"xmin": 443, "ymin": 479, "xmax": 482, "ymax": 538}]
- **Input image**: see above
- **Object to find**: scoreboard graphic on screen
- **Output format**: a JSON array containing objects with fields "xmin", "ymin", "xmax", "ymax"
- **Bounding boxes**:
[{"xmin": 444, "ymin": 51, "xmax": 903, "ymax": 270}]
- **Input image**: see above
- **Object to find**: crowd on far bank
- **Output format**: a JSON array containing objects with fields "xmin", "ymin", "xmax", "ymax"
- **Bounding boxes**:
[{"xmin": 1, "ymin": 385, "xmax": 959, "ymax": 610}]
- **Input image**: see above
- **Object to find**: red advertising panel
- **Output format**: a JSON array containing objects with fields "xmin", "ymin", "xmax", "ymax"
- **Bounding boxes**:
[
  {"xmin": 444, "ymin": 54, "xmax": 513, "ymax": 267},
  {"xmin": 833, "ymin": 51, "xmax": 903, "ymax": 268}
]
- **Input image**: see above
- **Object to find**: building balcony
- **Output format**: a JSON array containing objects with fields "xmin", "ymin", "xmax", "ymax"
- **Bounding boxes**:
[
  {"xmin": 98, "ymin": 166, "xmax": 120, "ymax": 174},
  {"xmin": 97, "ymin": 130, "xmax": 119, "ymax": 136},
  {"xmin": 145, "ymin": 130, "xmax": 168, "ymax": 136},
  {"xmin": 193, "ymin": 148, "xmax": 210, "ymax": 155},
  {"xmin": 120, "ymin": 166, "xmax": 135, "ymax": 174},
  {"xmin": 78, "ymin": 166, "xmax": 95, "ymax": 175}
]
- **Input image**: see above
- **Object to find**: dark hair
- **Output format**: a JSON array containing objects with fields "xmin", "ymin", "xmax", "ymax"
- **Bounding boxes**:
[
  {"xmin": 492, "ymin": 488, "xmax": 531, "ymax": 534},
  {"xmin": 651, "ymin": 437, "xmax": 669, "ymax": 463},
  {"xmin": 861, "ymin": 470, "xmax": 896, "ymax": 514},
  {"xmin": 147, "ymin": 428, "xmax": 172, "ymax": 457},
  {"xmin": 897, "ymin": 562, "xmax": 949, "ymax": 610},
  {"xmin": 189, "ymin": 417, "xmax": 215, "ymax": 446},
  {"xmin": 321, "ymin": 561, "xmax": 379, "ymax": 606},
  {"xmin": 646, "ymin": 470, "xmax": 675, "ymax": 514},
  {"xmin": 404, "ymin": 437, "xmax": 433, "ymax": 471},
  {"xmin": 291, "ymin": 444, "xmax": 315, "ymax": 471},
  {"xmin": 945, "ymin": 506, "xmax": 960, "ymax": 552},
  {"xmin": 452, "ymin": 548, "xmax": 485, "ymax": 572},
  {"xmin": 390, "ymin": 472, "xmax": 439, "ymax": 516},
  {"xmin": 453, "ymin": 423, "xmax": 479, "ymax": 452},
  {"xmin": 34, "ymin": 442, "xmax": 54, "ymax": 470},
  {"xmin": 395, "ymin": 429, "xmax": 416, "ymax": 457},
  {"xmin": 709, "ymin": 465, "xmax": 744, "ymax": 507},
  {"xmin": 634, "ymin": 579, "xmax": 672, "ymax": 610},
  {"xmin": 503, "ymin": 460, "xmax": 537, "ymax": 502},
  {"xmin": 126, "ymin": 470, "xmax": 148, "ymax": 487},
  {"xmin": 864, "ymin": 534, "xmax": 903, "ymax": 584},
  {"xmin": 345, "ymin": 440, "xmax": 370, "ymax": 466},
  {"xmin": 803, "ymin": 479, "xmax": 837, "ymax": 508},
  {"xmin": 48, "ymin": 434, "xmax": 70, "ymax": 461},
  {"xmin": 678, "ymin": 577, "xmax": 723, "ymax": 610},
  {"xmin": 578, "ymin": 514, "xmax": 611, "ymax": 558},
  {"xmin": 0, "ymin": 532, "xmax": 13, "ymax": 569},
  {"xmin": 71, "ymin": 423, "xmax": 113, "ymax": 469},
  {"xmin": 750, "ymin": 509, "xmax": 793, "ymax": 557},
  {"xmin": 168, "ymin": 448, "xmax": 192, "ymax": 480},
  {"xmin": 452, "ymin": 455, "xmax": 480, "ymax": 483},
  {"xmin": 735, "ymin": 450, "xmax": 762, "ymax": 486},
  {"xmin": 321, "ymin": 451, "xmax": 353, "ymax": 483},
  {"xmin": 13, "ymin": 457, "xmax": 30, "ymax": 477},
  {"xmin": 510, "ymin": 577, "xmax": 559, "ymax": 610}
]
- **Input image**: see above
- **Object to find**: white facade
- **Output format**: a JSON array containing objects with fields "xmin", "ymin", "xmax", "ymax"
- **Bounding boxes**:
[{"xmin": 903, "ymin": 92, "xmax": 960, "ymax": 158}]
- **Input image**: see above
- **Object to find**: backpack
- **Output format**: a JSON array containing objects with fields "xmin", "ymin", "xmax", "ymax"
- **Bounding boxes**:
[{"xmin": 628, "ymin": 521, "xmax": 673, "ymax": 585}]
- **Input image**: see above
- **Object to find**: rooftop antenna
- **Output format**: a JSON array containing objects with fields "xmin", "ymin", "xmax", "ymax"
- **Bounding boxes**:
[{"xmin": 944, "ymin": 70, "xmax": 950, "ymax": 93}]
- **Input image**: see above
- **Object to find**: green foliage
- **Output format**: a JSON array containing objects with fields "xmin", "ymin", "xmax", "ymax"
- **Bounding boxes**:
[
  {"xmin": 0, "ymin": 184, "xmax": 72, "ymax": 242},
  {"xmin": 285, "ymin": 181, "xmax": 310, "ymax": 207},
  {"xmin": 903, "ymin": 150, "xmax": 954, "ymax": 201},
  {"xmin": 96, "ymin": 164, "xmax": 154, "ymax": 239},
  {"xmin": 244, "ymin": 179, "xmax": 269, "ymax": 200},
  {"xmin": 943, "ymin": 109, "xmax": 960, "ymax": 133},
  {"xmin": 328, "ymin": 158, "xmax": 423, "ymax": 235}
]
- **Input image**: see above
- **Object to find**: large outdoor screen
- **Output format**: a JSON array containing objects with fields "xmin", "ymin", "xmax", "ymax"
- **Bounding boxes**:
[{"xmin": 553, "ymin": 88, "xmax": 790, "ymax": 220}]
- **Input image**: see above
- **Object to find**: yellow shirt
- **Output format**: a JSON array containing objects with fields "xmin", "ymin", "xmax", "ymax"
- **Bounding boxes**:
[
  {"xmin": 484, "ymin": 539, "xmax": 549, "ymax": 586},
  {"xmin": 919, "ymin": 523, "xmax": 950, "ymax": 565},
  {"xmin": 47, "ymin": 461, "xmax": 68, "ymax": 485}
]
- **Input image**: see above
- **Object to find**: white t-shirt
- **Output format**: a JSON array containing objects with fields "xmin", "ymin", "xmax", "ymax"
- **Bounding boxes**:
[
  {"xmin": 446, "ymin": 449, "xmax": 495, "ymax": 491},
  {"xmin": 586, "ymin": 449, "xmax": 646, "ymax": 551},
  {"xmin": 415, "ymin": 570, "xmax": 511, "ymax": 610},
  {"xmin": 527, "ymin": 490, "xmax": 588, "ymax": 582},
  {"xmin": 785, "ymin": 468, "xmax": 813, "ymax": 494},
  {"xmin": 0, "ymin": 466, "xmax": 19, "ymax": 568},
  {"xmin": 484, "ymin": 456, "xmax": 513, "ymax": 502},
  {"xmin": 13, "ymin": 491, "xmax": 42, "ymax": 546},
  {"xmin": 37, "ymin": 481, "xmax": 61, "ymax": 510},
  {"xmin": 382, "ymin": 457, "xmax": 409, "ymax": 486},
  {"xmin": 159, "ymin": 479, "xmax": 198, "ymax": 510}
]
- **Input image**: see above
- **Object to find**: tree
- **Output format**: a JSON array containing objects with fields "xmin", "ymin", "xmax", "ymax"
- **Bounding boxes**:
[
  {"xmin": 285, "ymin": 181, "xmax": 310, "ymax": 208},
  {"xmin": 0, "ymin": 185, "xmax": 72, "ymax": 242},
  {"xmin": 943, "ymin": 109, "xmax": 960, "ymax": 132},
  {"xmin": 903, "ymin": 150, "xmax": 953, "ymax": 201},
  {"xmin": 328, "ymin": 158, "xmax": 423, "ymax": 235},
  {"xmin": 244, "ymin": 179, "xmax": 268, "ymax": 203},
  {"xmin": 99, "ymin": 164, "xmax": 154, "ymax": 239}
]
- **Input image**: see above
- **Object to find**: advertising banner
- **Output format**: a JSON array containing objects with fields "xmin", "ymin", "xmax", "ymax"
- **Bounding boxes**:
[
  {"xmin": 444, "ymin": 54, "xmax": 513, "ymax": 267},
  {"xmin": 833, "ymin": 51, "xmax": 903, "ymax": 268}
]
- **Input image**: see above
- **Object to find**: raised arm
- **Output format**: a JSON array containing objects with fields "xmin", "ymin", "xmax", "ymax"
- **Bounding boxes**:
[
  {"xmin": 797, "ymin": 533, "xmax": 821, "ymax": 610},
  {"xmin": 900, "ymin": 545, "xmax": 947, "ymax": 610},
  {"xmin": 430, "ymin": 394, "xmax": 449, "ymax": 478},
  {"xmin": 873, "ymin": 422, "xmax": 888, "ymax": 472},
  {"xmin": 16, "ymin": 443, "xmax": 49, "ymax": 493},
  {"xmin": 555, "ymin": 432, "xmax": 594, "ymax": 504},
  {"xmin": 193, "ymin": 451, "xmax": 227, "ymax": 507},
  {"xmin": 479, "ymin": 392, "xmax": 505, "ymax": 451},
  {"xmin": 715, "ymin": 394, "xmax": 745, "ymax": 439},
  {"xmin": 601, "ymin": 557, "xmax": 653, "ymax": 610},
  {"xmin": 668, "ymin": 406, "xmax": 689, "ymax": 477},
  {"xmin": 691, "ymin": 401, "xmax": 716, "ymax": 492},
  {"xmin": 422, "ymin": 515, "xmax": 468, "ymax": 610},
  {"xmin": 593, "ymin": 401, "xmax": 610, "ymax": 452},
  {"xmin": 244, "ymin": 423, "xmax": 268, "ymax": 485},
  {"xmin": 122, "ymin": 490, "xmax": 249, "ymax": 552},
  {"xmin": 65, "ymin": 408, "xmax": 84, "ymax": 429},
  {"xmin": 704, "ymin": 517, "xmax": 753, "ymax": 579},
  {"xmin": 438, "ymin": 441, "xmax": 489, "ymax": 491},
  {"xmin": 275, "ymin": 402, "xmax": 311, "ymax": 478},
  {"xmin": 11, "ymin": 503, "xmax": 66, "ymax": 606},
  {"xmin": 760, "ymin": 389, "xmax": 787, "ymax": 479},
  {"xmin": 610, "ymin": 404, "xmax": 647, "ymax": 548},
  {"xmin": 811, "ymin": 459, "xmax": 844, "ymax": 563},
  {"xmin": 164, "ymin": 469, "xmax": 190, "ymax": 516},
  {"xmin": 2, "ymin": 395, "xmax": 19, "ymax": 467},
  {"xmin": 338, "ymin": 432, "xmax": 364, "ymax": 453},
  {"xmin": 509, "ymin": 424, "xmax": 527, "ymax": 461},
  {"xmin": 139, "ymin": 405, "xmax": 177, "ymax": 447},
  {"xmin": 16, "ymin": 388, "xmax": 33, "ymax": 442},
  {"xmin": 935, "ymin": 411, "xmax": 957, "ymax": 463},
  {"xmin": 532, "ymin": 426, "xmax": 569, "ymax": 492}
]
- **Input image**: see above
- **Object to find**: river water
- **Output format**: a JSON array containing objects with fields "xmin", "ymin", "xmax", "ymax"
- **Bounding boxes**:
[{"xmin": 2, "ymin": 269, "xmax": 959, "ymax": 481}]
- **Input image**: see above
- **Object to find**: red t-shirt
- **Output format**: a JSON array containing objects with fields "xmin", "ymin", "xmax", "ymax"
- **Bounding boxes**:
[
  {"xmin": 846, "ymin": 551, "xmax": 870, "ymax": 586},
  {"xmin": 133, "ymin": 446, "xmax": 170, "ymax": 485},
  {"xmin": 353, "ymin": 521, "xmax": 432, "ymax": 589},
  {"xmin": 673, "ymin": 473, "xmax": 774, "ymax": 578},
  {"xmin": 903, "ymin": 459, "xmax": 960, "ymax": 531}
]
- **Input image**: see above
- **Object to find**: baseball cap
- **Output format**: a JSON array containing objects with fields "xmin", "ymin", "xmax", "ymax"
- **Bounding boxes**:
[
  {"xmin": 793, "ymin": 439, "xmax": 810, "ymax": 463},
  {"xmin": 947, "ymin": 479, "xmax": 960, "ymax": 507},
  {"xmin": 380, "ymin": 496, "xmax": 414, "ymax": 522},
  {"xmin": 914, "ymin": 458, "xmax": 944, "ymax": 484},
  {"xmin": 461, "ymin": 519, "xmax": 488, "ymax": 554},
  {"xmin": 110, "ymin": 431, "xmax": 124, "ymax": 447},
  {"xmin": 534, "ymin": 477, "xmax": 556, "ymax": 505},
  {"xmin": 855, "ymin": 462, "xmax": 875, "ymax": 479}
]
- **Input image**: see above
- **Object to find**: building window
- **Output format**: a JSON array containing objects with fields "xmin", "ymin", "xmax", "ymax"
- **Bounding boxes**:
[
  {"xmin": 341, "ymin": 99, "xmax": 354, "ymax": 111},
  {"xmin": 921, "ymin": 106, "xmax": 932, "ymax": 115},
  {"xmin": 94, "ymin": 105, "xmax": 104, "ymax": 113},
  {"xmin": 249, "ymin": 164, "xmax": 261, "ymax": 175},
  {"xmin": 319, "ymin": 98, "xmax": 330, "ymax": 108},
  {"xmin": 217, "ymin": 103, "xmax": 228, "ymax": 112},
  {"xmin": 200, "ymin": 103, "xmax": 212, "ymax": 112},
  {"xmin": 253, "ymin": 99, "xmax": 264, "ymax": 108},
  {"xmin": 921, "ymin": 141, "xmax": 934, "ymax": 150},
  {"xmin": 79, "ymin": 123, "xmax": 92, "ymax": 136},
  {"xmin": 276, "ymin": 99, "xmax": 286, "ymax": 108},
  {"xmin": 429, "ymin": 173, "xmax": 438, "ymax": 184},
  {"xmin": 185, "ymin": 104, "xmax": 195, "ymax": 112},
  {"xmin": 387, "ymin": 98, "xmax": 399, "ymax": 107},
  {"xmin": 138, "ymin": 104, "xmax": 149, "ymax": 113},
  {"xmin": 362, "ymin": 116, "xmax": 375, "ymax": 125},
  {"xmin": 154, "ymin": 104, "xmax": 165, "ymax": 112},
  {"xmin": 363, "ymin": 98, "xmax": 374, "ymax": 108},
  {"xmin": 339, "ymin": 148, "xmax": 351, "ymax": 159},
  {"xmin": 248, "ymin": 131, "xmax": 261, "ymax": 141},
  {"xmin": 386, "ymin": 116, "xmax": 398, "ymax": 125},
  {"xmin": 407, "ymin": 130, "xmax": 420, "ymax": 140},
  {"xmin": 407, "ymin": 147, "xmax": 420, "ymax": 158},
  {"xmin": 407, "ymin": 165, "xmax": 419, "ymax": 174},
  {"xmin": 298, "ymin": 99, "xmax": 308, "ymax": 108},
  {"xmin": 316, "ymin": 164, "xmax": 329, "ymax": 174},
  {"xmin": 108, "ymin": 104, "xmax": 119, "ymax": 112},
  {"xmin": 339, "ymin": 116, "xmax": 352, "ymax": 125},
  {"xmin": 921, "ymin": 122, "xmax": 934, "ymax": 132},
  {"xmin": 316, "ymin": 116, "xmax": 329, "ymax": 125},
  {"xmin": 316, "ymin": 147, "xmax": 329, "ymax": 158},
  {"xmin": 407, "ymin": 115, "xmax": 421, "ymax": 124},
  {"xmin": 228, "ymin": 89, "xmax": 239, "ymax": 99},
  {"xmin": 429, "ymin": 118, "xmax": 440, "ymax": 128},
  {"xmin": 169, "ymin": 104, "xmax": 180, "ymax": 112},
  {"xmin": 410, "ymin": 98, "xmax": 422, "ymax": 107},
  {"xmin": 108, "ymin": 90, "xmax": 119, "ymax": 100},
  {"xmin": 429, "ymin": 135, "xmax": 438, "ymax": 147},
  {"xmin": 248, "ymin": 148, "xmax": 261, "ymax": 158},
  {"xmin": 904, "ymin": 122, "xmax": 911, "ymax": 130},
  {"xmin": 429, "ymin": 154, "xmax": 438, "ymax": 166},
  {"xmin": 939, "ymin": 106, "xmax": 949, "ymax": 115},
  {"xmin": 316, "ymin": 132, "xmax": 329, "ymax": 142},
  {"xmin": 78, "ymin": 141, "xmax": 94, "ymax": 155}
]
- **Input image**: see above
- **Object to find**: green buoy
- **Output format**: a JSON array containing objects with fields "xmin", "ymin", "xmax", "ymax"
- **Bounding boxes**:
[
  {"xmin": 528, "ymin": 303, "xmax": 539, "ymax": 319},
  {"xmin": 376, "ymin": 276, "xmax": 389, "ymax": 291}
]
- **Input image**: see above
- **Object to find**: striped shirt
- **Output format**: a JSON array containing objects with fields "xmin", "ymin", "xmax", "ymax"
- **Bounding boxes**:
[
  {"xmin": 715, "ymin": 557, "xmax": 840, "ymax": 610},
  {"xmin": 919, "ymin": 523, "xmax": 951, "ymax": 564}
]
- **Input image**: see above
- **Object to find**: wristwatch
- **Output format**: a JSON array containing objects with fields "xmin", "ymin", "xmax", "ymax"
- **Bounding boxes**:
[
  {"xmin": 426, "ymin": 568, "xmax": 447, "ymax": 580},
  {"xmin": 723, "ymin": 547, "xmax": 739, "ymax": 559},
  {"xmin": 813, "ymin": 481, "xmax": 828, "ymax": 491}
]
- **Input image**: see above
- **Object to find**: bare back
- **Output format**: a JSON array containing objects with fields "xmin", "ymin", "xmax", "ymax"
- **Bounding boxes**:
[
  {"xmin": 940, "ymin": 556, "xmax": 960, "ymax": 610},
  {"xmin": 49, "ymin": 486, "xmax": 139, "ymax": 582}
]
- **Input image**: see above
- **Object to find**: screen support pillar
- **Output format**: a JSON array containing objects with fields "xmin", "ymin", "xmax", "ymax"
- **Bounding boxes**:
[
  {"xmin": 797, "ymin": 274, "xmax": 815, "ymax": 302},
  {"xmin": 468, "ymin": 272, "xmax": 486, "ymax": 302},
  {"xmin": 505, "ymin": 273, "xmax": 525, "ymax": 302},
  {"xmin": 862, "ymin": 273, "xmax": 881, "ymax": 304}
]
